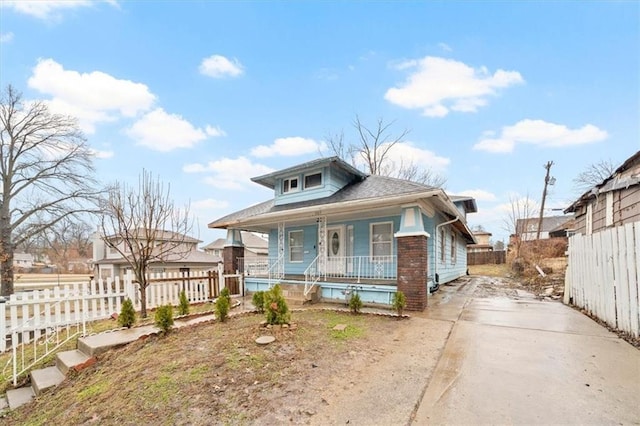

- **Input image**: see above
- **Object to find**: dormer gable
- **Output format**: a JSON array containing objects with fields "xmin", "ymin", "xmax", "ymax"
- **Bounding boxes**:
[{"xmin": 251, "ymin": 157, "xmax": 367, "ymax": 206}]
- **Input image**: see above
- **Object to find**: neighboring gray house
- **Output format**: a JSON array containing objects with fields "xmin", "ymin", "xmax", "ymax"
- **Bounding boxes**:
[
  {"xmin": 209, "ymin": 156, "xmax": 477, "ymax": 311},
  {"xmin": 516, "ymin": 216, "xmax": 575, "ymax": 241},
  {"xmin": 92, "ymin": 229, "xmax": 222, "ymax": 279},
  {"xmin": 203, "ymin": 231, "xmax": 268, "ymax": 259},
  {"xmin": 13, "ymin": 253, "xmax": 34, "ymax": 270},
  {"xmin": 565, "ymin": 150, "xmax": 640, "ymax": 234}
]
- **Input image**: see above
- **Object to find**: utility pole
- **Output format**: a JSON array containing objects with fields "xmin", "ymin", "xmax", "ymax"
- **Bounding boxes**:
[{"xmin": 536, "ymin": 161, "xmax": 554, "ymax": 240}]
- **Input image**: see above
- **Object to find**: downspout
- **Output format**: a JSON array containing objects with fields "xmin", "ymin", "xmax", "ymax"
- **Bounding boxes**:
[{"xmin": 434, "ymin": 216, "xmax": 459, "ymax": 284}]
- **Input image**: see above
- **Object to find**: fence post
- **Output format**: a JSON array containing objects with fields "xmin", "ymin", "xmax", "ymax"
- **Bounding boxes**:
[{"xmin": 0, "ymin": 297, "xmax": 6, "ymax": 353}]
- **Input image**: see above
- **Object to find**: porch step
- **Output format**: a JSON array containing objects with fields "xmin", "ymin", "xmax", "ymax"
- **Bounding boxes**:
[
  {"xmin": 31, "ymin": 366, "xmax": 65, "ymax": 396},
  {"xmin": 278, "ymin": 284, "xmax": 321, "ymax": 305},
  {"xmin": 56, "ymin": 349, "xmax": 91, "ymax": 375},
  {"xmin": 5, "ymin": 387, "xmax": 34, "ymax": 410}
]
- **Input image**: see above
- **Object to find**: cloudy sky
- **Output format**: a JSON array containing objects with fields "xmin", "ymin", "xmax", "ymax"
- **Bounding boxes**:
[{"xmin": 1, "ymin": 1, "xmax": 638, "ymax": 244}]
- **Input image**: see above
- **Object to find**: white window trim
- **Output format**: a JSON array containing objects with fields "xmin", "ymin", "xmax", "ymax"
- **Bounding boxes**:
[
  {"xmin": 289, "ymin": 230, "xmax": 304, "ymax": 263},
  {"xmin": 303, "ymin": 170, "xmax": 323, "ymax": 190},
  {"xmin": 369, "ymin": 221, "xmax": 394, "ymax": 259},
  {"xmin": 439, "ymin": 229, "xmax": 446, "ymax": 263},
  {"xmin": 586, "ymin": 203, "xmax": 593, "ymax": 235},
  {"xmin": 450, "ymin": 232, "xmax": 457, "ymax": 264},
  {"xmin": 605, "ymin": 192, "xmax": 613, "ymax": 227},
  {"xmin": 282, "ymin": 176, "xmax": 300, "ymax": 194}
]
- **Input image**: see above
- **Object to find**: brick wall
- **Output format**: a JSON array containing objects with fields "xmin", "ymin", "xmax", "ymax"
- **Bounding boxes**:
[
  {"xmin": 396, "ymin": 235, "xmax": 428, "ymax": 311},
  {"xmin": 223, "ymin": 246, "xmax": 244, "ymax": 274}
]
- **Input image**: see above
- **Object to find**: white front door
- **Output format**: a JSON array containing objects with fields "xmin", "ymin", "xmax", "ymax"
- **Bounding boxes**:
[{"xmin": 326, "ymin": 226, "xmax": 344, "ymax": 275}]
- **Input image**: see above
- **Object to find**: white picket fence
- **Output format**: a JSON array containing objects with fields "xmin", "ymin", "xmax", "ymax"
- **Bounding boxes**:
[
  {"xmin": 0, "ymin": 269, "xmax": 225, "ymax": 353},
  {"xmin": 565, "ymin": 222, "xmax": 640, "ymax": 338}
]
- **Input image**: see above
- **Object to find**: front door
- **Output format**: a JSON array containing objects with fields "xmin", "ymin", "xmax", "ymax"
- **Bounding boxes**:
[{"xmin": 326, "ymin": 226, "xmax": 344, "ymax": 275}]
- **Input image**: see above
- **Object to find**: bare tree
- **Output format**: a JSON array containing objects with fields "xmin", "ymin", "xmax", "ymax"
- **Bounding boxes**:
[
  {"xmin": 42, "ymin": 217, "xmax": 93, "ymax": 272},
  {"xmin": 573, "ymin": 159, "xmax": 616, "ymax": 193},
  {"xmin": 0, "ymin": 85, "xmax": 101, "ymax": 295},
  {"xmin": 100, "ymin": 170, "xmax": 193, "ymax": 317},
  {"xmin": 502, "ymin": 194, "xmax": 537, "ymax": 259},
  {"xmin": 325, "ymin": 115, "xmax": 447, "ymax": 187}
]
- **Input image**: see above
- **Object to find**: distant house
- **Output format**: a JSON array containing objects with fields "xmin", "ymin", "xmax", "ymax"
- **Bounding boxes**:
[
  {"xmin": 92, "ymin": 229, "xmax": 221, "ymax": 279},
  {"xmin": 203, "ymin": 231, "xmax": 268, "ymax": 260},
  {"xmin": 468, "ymin": 230, "xmax": 493, "ymax": 253},
  {"xmin": 565, "ymin": 150, "xmax": 640, "ymax": 234},
  {"xmin": 516, "ymin": 215, "xmax": 575, "ymax": 241},
  {"xmin": 209, "ymin": 156, "xmax": 477, "ymax": 311},
  {"xmin": 13, "ymin": 253, "xmax": 34, "ymax": 270}
]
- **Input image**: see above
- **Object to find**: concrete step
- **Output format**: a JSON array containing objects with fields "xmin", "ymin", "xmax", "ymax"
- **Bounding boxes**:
[
  {"xmin": 0, "ymin": 395, "xmax": 8, "ymax": 411},
  {"xmin": 6, "ymin": 387, "xmax": 34, "ymax": 409},
  {"xmin": 56, "ymin": 349, "xmax": 91, "ymax": 375},
  {"xmin": 31, "ymin": 366, "xmax": 65, "ymax": 396}
]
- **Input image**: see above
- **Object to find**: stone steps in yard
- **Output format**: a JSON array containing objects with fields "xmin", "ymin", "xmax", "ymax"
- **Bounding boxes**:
[
  {"xmin": 56, "ymin": 349, "xmax": 92, "ymax": 375},
  {"xmin": 31, "ymin": 366, "xmax": 65, "ymax": 396}
]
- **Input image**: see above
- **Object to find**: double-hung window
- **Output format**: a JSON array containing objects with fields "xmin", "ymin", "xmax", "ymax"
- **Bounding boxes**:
[
  {"xmin": 282, "ymin": 177, "xmax": 299, "ymax": 193},
  {"xmin": 289, "ymin": 230, "xmax": 304, "ymax": 262},
  {"xmin": 370, "ymin": 222, "xmax": 393, "ymax": 258}
]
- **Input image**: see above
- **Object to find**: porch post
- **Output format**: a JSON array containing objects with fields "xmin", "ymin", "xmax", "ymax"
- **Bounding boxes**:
[
  {"xmin": 395, "ymin": 205, "xmax": 430, "ymax": 311},
  {"xmin": 223, "ymin": 229, "xmax": 244, "ymax": 274}
]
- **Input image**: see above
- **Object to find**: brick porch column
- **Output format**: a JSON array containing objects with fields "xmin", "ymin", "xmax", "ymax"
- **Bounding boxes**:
[
  {"xmin": 223, "ymin": 229, "xmax": 244, "ymax": 274},
  {"xmin": 396, "ymin": 235, "xmax": 428, "ymax": 311}
]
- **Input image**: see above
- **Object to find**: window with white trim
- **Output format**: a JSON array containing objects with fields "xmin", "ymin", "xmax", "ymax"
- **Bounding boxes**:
[
  {"xmin": 289, "ymin": 230, "xmax": 304, "ymax": 262},
  {"xmin": 282, "ymin": 177, "xmax": 299, "ymax": 193},
  {"xmin": 370, "ymin": 222, "xmax": 393, "ymax": 257},
  {"xmin": 440, "ymin": 229, "xmax": 445, "ymax": 262},
  {"xmin": 450, "ymin": 232, "xmax": 457, "ymax": 264},
  {"xmin": 304, "ymin": 172, "xmax": 322, "ymax": 189}
]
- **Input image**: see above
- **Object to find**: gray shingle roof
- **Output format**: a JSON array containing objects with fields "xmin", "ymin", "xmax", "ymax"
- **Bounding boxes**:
[{"xmin": 209, "ymin": 174, "xmax": 438, "ymax": 228}]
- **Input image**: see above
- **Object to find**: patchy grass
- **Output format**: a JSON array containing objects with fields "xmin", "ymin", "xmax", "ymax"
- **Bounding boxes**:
[
  {"xmin": 468, "ymin": 263, "xmax": 510, "ymax": 277},
  {"xmin": 2, "ymin": 310, "xmax": 405, "ymax": 425}
]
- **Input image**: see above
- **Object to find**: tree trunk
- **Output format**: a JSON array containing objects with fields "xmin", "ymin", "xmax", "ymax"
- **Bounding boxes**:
[
  {"xmin": 137, "ymin": 272, "xmax": 148, "ymax": 318},
  {"xmin": 0, "ymin": 214, "xmax": 14, "ymax": 296}
]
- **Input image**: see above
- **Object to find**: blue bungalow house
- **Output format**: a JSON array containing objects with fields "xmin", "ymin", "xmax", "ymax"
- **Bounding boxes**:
[{"xmin": 209, "ymin": 157, "xmax": 477, "ymax": 311}]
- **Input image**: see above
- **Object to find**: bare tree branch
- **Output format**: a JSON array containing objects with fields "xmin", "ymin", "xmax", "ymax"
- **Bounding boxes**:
[{"xmin": 572, "ymin": 159, "xmax": 617, "ymax": 193}]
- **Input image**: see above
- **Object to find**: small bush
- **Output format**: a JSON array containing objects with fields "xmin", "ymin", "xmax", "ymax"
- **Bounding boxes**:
[
  {"xmin": 154, "ymin": 304, "xmax": 174, "ymax": 333},
  {"xmin": 349, "ymin": 292, "xmax": 363, "ymax": 314},
  {"xmin": 264, "ymin": 284, "xmax": 290, "ymax": 325},
  {"xmin": 215, "ymin": 294, "xmax": 230, "ymax": 322},
  {"xmin": 252, "ymin": 291, "xmax": 265, "ymax": 313},
  {"xmin": 392, "ymin": 291, "xmax": 407, "ymax": 317},
  {"xmin": 118, "ymin": 298, "xmax": 136, "ymax": 328},
  {"xmin": 178, "ymin": 290, "xmax": 190, "ymax": 316}
]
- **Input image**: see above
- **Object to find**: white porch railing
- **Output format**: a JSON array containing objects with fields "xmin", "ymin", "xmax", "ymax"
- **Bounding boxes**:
[{"xmin": 304, "ymin": 255, "xmax": 320, "ymax": 296}]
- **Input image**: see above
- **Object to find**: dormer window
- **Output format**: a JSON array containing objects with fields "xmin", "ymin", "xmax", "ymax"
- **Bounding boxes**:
[
  {"xmin": 282, "ymin": 177, "xmax": 299, "ymax": 193},
  {"xmin": 304, "ymin": 172, "xmax": 322, "ymax": 189}
]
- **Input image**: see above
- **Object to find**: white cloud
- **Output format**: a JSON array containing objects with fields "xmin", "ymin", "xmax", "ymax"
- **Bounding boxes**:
[
  {"xmin": 199, "ymin": 55, "xmax": 244, "ymax": 78},
  {"xmin": 183, "ymin": 157, "xmax": 274, "ymax": 190},
  {"xmin": 353, "ymin": 142, "xmax": 450, "ymax": 174},
  {"xmin": 251, "ymin": 137, "xmax": 327, "ymax": 158},
  {"xmin": 2, "ymin": 0, "xmax": 118, "ymax": 20},
  {"xmin": 456, "ymin": 189, "xmax": 497, "ymax": 202},
  {"xmin": 0, "ymin": 32, "xmax": 14, "ymax": 43},
  {"xmin": 28, "ymin": 58, "xmax": 155, "ymax": 133},
  {"xmin": 438, "ymin": 42, "xmax": 452, "ymax": 52},
  {"xmin": 385, "ymin": 56, "xmax": 524, "ymax": 117},
  {"xmin": 192, "ymin": 198, "xmax": 231, "ymax": 211},
  {"xmin": 127, "ymin": 108, "xmax": 222, "ymax": 152},
  {"xmin": 473, "ymin": 119, "xmax": 608, "ymax": 153},
  {"xmin": 90, "ymin": 149, "xmax": 114, "ymax": 159},
  {"xmin": 205, "ymin": 125, "xmax": 226, "ymax": 137}
]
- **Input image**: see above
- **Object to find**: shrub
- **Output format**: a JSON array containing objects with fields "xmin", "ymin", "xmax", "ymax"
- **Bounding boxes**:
[
  {"xmin": 392, "ymin": 291, "xmax": 406, "ymax": 317},
  {"xmin": 220, "ymin": 287, "xmax": 231, "ymax": 304},
  {"xmin": 264, "ymin": 284, "xmax": 290, "ymax": 325},
  {"xmin": 178, "ymin": 290, "xmax": 190, "ymax": 316},
  {"xmin": 252, "ymin": 291, "xmax": 265, "ymax": 313},
  {"xmin": 349, "ymin": 292, "xmax": 363, "ymax": 314},
  {"xmin": 118, "ymin": 298, "xmax": 136, "ymax": 328},
  {"xmin": 154, "ymin": 304, "xmax": 174, "ymax": 333},
  {"xmin": 215, "ymin": 294, "xmax": 230, "ymax": 322}
]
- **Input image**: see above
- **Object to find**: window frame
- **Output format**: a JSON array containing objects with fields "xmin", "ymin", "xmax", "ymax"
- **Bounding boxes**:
[
  {"xmin": 605, "ymin": 192, "xmax": 613, "ymax": 227},
  {"xmin": 288, "ymin": 230, "xmax": 304, "ymax": 263},
  {"xmin": 303, "ymin": 171, "xmax": 323, "ymax": 189},
  {"xmin": 450, "ymin": 232, "xmax": 457, "ymax": 264},
  {"xmin": 369, "ymin": 221, "xmax": 393, "ymax": 259},
  {"xmin": 440, "ymin": 228, "xmax": 446, "ymax": 263},
  {"xmin": 282, "ymin": 176, "xmax": 300, "ymax": 194}
]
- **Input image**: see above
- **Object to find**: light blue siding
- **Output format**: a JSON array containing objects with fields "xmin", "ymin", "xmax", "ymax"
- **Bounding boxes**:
[{"xmin": 424, "ymin": 212, "xmax": 468, "ymax": 284}]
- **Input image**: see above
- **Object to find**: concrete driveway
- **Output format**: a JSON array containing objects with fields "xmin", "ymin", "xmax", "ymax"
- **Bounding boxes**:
[{"xmin": 413, "ymin": 277, "xmax": 640, "ymax": 425}]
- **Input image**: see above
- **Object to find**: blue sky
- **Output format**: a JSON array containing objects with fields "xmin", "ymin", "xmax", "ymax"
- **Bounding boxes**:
[{"xmin": 1, "ymin": 0, "xmax": 638, "ymax": 245}]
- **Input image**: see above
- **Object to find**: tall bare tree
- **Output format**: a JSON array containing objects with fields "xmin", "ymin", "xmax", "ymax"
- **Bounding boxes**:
[
  {"xmin": 572, "ymin": 159, "xmax": 616, "ymax": 193},
  {"xmin": 0, "ymin": 85, "xmax": 101, "ymax": 295},
  {"xmin": 502, "ymin": 194, "xmax": 537, "ymax": 259},
  {"xmin": 325, "ymin": 115, "xmax": 447, "ymax": 187},
  {"xmin": 100, "ymin": 170, "xmax": 193, "ymax": 317},
  {"xmin": 42, "ymin": 217, "xmax": 93, "ymax": 272}
]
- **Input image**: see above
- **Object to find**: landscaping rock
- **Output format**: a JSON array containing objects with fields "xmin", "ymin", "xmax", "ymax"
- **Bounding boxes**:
[{"xmin": 256, "ymin": 335, "xmax": 276, "ymax": 345}]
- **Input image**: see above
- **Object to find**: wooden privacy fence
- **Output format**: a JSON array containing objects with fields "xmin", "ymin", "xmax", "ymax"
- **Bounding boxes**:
[
  {"xmin": 565, "ymin": 222, "xmax": 640, "ymax": 338},
  {"xmin": 0, "ymin": 269, "xmax": 229, "ymax": 353},
  {"xmin": 467, "ymin": 251, "xmax": 506, "ymax": 265}
]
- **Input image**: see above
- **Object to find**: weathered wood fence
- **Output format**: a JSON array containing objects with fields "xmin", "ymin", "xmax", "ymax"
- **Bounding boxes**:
[
  {"xmin": 0, "ymin": 268, "xmax": 234, "ymax": 353},
  {"xmin": 467, "ymin": 251, "xmax": 506, "ymax": 265},
  {"xmin": 565, "ymin": 222, "xmax": 640, "ymax": 338}
]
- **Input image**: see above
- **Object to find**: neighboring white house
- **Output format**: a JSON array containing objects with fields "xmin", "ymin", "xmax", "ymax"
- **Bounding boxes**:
[
  {"xmin": 13, "ymin": 253, "xmax": 34, "ymax": 270},
  {"xmin": 92, "ymin": 229, "xmax": 222, "ymax": 279},
  {"xmin": 203, "ymin": 231, "xmax": 268, "ymax": 260}
]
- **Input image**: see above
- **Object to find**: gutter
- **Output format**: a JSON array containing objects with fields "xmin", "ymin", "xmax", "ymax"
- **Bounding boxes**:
[{"xmin": 434, "ymin": 215, "xmax": 460, "ymax": 284}]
